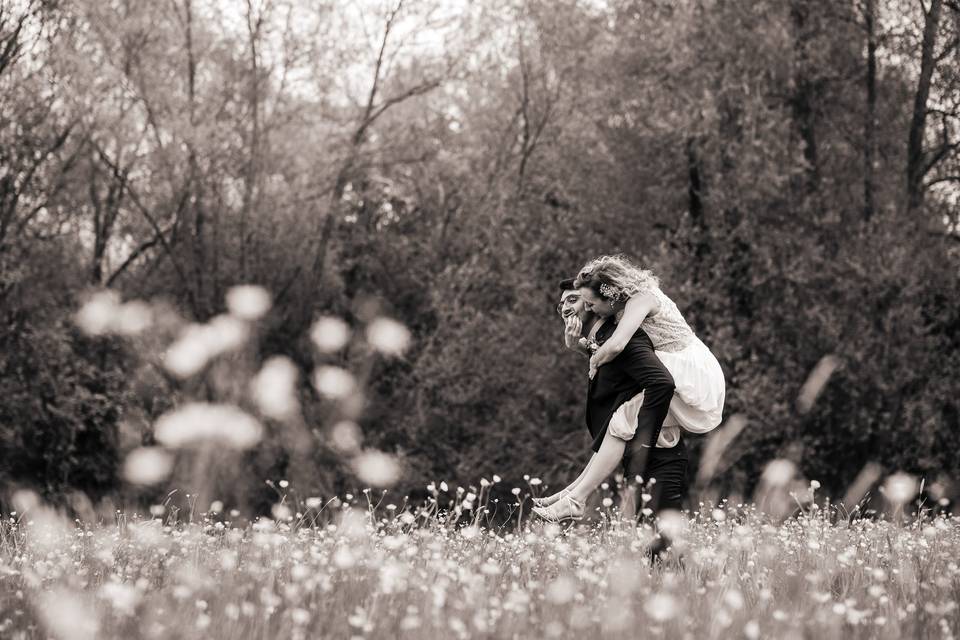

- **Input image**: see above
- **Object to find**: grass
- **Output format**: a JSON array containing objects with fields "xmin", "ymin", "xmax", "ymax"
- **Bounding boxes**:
[{"xmin": 1, "ymin": 488, "xmax": 958, "ymax": 640}]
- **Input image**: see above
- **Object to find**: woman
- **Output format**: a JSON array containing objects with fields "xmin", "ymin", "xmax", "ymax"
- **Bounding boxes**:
[{"xmin": 533, "ymin": 255, "xmax": 725, "ymax": 522}]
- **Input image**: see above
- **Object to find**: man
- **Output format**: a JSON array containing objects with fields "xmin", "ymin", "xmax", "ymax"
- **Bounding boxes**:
[{"xmin": 553, "ymin": 278, "xmax": 689, "ymax": 520}]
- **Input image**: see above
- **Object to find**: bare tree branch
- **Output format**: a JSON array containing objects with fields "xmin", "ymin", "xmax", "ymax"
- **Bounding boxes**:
[
  {"xmin": 105, "ymin": 219, "xmax": 180, "ymax": 287},
  {"xmin": 354, "ymin": 0, "xmax": 404, "ymax": 146},
  {"xmin": 936, "ymin": 36, "xmax": 959, "ymax": 60},
  {"xmin": 92, "ymin": 140, "xmax": 198, "ymax": 313},
  {"xmin": 906, "ymin": 0, "xmax": 944, "ymax": 213},
  {"xmin": 0, "ymin": 118, "xmax": 78, "ymax": 250},
  {"xmin": 927, "ymin": 175, "xmax": 960, "ymax": 187}
]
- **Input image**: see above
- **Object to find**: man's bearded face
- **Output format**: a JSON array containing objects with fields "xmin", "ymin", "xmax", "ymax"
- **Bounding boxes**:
[{"xmin": 558, "ymin": 290, "xmax": 588, "ymax": 322}]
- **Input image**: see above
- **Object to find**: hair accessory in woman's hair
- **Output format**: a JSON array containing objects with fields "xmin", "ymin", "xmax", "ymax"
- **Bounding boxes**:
[{"xmin": 599, "ymin": 283, "xmax": 623, "ymax": 302}]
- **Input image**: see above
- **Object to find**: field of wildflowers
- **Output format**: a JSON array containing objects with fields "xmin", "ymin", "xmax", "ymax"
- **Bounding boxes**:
[
  {"xmin": 2, "ymin": 488, "xmax": 959, "ymax": 640},
  {"xmin": 2, "ymin": 287, "xmax": 956, "ymax": 639}
]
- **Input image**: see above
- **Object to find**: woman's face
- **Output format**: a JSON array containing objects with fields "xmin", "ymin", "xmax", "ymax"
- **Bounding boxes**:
[{"xmin": 579, "ymin": 287, "xmax": 616, "ymax": 318}]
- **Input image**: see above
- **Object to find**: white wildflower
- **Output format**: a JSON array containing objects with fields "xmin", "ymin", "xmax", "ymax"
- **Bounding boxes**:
[
  {"xmin": 75, "ymin": 290, "xmax": 121, "ymax": 336},
  {"xmin": 312, "ymin": 366, "xmax": 356, "ymax": 399},
  {"xmin": 644, "ymin": 592, "xmax": 678, "ymax": 622},
  {"xmin": 352, "ymin": 449, "xmax": 402, "ymax": 488},
  {"xmin": 37, "ymin": 589, "xmax": 99, "ymax": 640},
  {"xmin": 329, "ymin": 421, "xmax": 363, "ymax": 454},
  {"xmin": 761, "ymin": 459, "xmax": 796, "ymax": 487},
  {"xmin": 226, "ymin": 285, "xmax": 271, "ymax": 320},
  {"xmin": 164, "ymin": 316, "xmax": 248, "ymax": 379},
  {"xmin": 154, "ymin": 403, "xmax": 263, "ymax": 449},
  {"xmin": 115, "ymin": 301, "xmax": 153, "ymax": 336},
  {"xmin": 366, "ymin": 317, "xmax": 411, "ymax": 356},
  {"xmin": 251, "ymin": 356, "xmax": 299, "ymax": 419},
  {"xmin": 310, "ymin": 316, "xmax": 351, "ymax": 352},
  {"xmin": 883, "ymin": 472, "xmax": 918, "ymax": 504},
  {"xmin": 122, "ymin": 447, "xmax": 174, "ymax": 485}
]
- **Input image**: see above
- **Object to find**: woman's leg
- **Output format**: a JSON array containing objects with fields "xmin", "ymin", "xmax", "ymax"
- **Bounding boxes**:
[
  {"xmin": 567, "ymin": 431, "xmax": 627, "ymax": 503},
  {"xmin": 562, "ymin": 453, "xmax": 596, "ymax": 493},
  {"xmin": 533, "ymin": 432, "xmax": 628, "ymax": 521},
  {"xmin": 535, "ymin": 454, "xmax": 597, "ymax": 506}
]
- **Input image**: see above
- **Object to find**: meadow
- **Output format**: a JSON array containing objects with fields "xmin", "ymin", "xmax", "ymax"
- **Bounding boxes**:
[
  {"xmin": 4, "ymin": 2, "xmax": 960, "ymax": 637},
  {"xmin": 3, "ymin": 287, "xmax": 956, "ymax": 640},
  {"xmin": 1, "ymin": 484, "xmax": 958, "ymax": 640}
]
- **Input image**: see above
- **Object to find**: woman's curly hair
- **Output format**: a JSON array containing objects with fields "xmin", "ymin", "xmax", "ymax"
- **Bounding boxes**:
[{"xmin": 574, "ymin": 254, "xmax": 659, "ymax": 302}]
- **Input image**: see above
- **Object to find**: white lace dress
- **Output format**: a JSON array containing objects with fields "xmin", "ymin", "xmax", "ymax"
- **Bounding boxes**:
[{"xmin": 605, "ymin": 286, "xmax": 726, "ymax": 447}]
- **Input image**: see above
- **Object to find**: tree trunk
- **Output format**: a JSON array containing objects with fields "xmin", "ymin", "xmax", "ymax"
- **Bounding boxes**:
[
  {"xmin": 906, "ymin": 0, "xmax": 943, "ymax": 215},
  {"xmin": 863, "ymin": 0, "xmax": 877, "ymax": 222},
  {"xmin": 789, "ymin": 0, "xmax": 821, "ymax": 198},
  {"xmin": 241, "ymin": 0, "xmax": 263, "ymax": 283},
  {"xmin": 686, "ymin": 136, "xmax": 708, "ymax": 262}
]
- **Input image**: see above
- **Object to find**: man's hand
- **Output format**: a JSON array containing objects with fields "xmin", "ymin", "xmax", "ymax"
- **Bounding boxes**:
[{"xmin": 563, "ymin": 315, "xmax": 582, "ymax": 350}]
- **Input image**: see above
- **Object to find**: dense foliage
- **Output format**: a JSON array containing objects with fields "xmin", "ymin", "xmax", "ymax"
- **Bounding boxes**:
[{"xmin": 1, "ymin": 0, "xmax": 959, "ymax": 507}]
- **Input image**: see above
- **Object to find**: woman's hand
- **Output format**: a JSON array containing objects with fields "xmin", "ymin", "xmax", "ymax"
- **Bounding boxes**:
[
  {"xmin": 588, "ymin": 343, "xmax": 616, "ymax": 379},
  {"xmin": 563, "ymin": 315, "xmax": 583, "ymax": 350}
]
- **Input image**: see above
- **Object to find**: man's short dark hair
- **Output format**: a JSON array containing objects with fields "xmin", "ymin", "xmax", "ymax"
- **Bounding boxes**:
[{"xmin": 558, "ymin": 277, "xmax": 577, "ymax": 292}]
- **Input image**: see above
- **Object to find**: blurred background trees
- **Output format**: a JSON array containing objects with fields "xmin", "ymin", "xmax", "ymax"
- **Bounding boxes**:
[{"xmin": 1, "ymin": 0, "xmax": 958, "ymax": 508}]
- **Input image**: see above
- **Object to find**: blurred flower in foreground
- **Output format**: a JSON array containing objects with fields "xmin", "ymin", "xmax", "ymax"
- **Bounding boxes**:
[
  {"xmin": 883, "ymin": 472, "xmax": 918, "ymax": 505},
  {"xmin": 310, "ymin": 316, "xmax": 351, "ymax": 353},
  {"xmin": 14, "ymin": 490, "xmax": 71, "ymax": 554},
  {"xmin": 366, "ymin": 317, "xmax": 411, "ymax": 356},
  {"xmin": 75, "ymin": 290, "xmax": 121, "ymax": 336},
  {"xmin": 98, "ymin": 582, "xmax": 141, "ymax": 616},
  {"xmin": 352, "ymin": 449, "xmax": 402, "ymax": 487},
  {"xmin": 12, "ymin": 488, "xmax": 40, "ymax": 513},
  {"xmin": 154, "ymin": 403, "xmax": 263, "ymax": 449},
  {"xmin": 226, "ymin": 285, "xmax": 271, "ymax": 321},
  {"xmin": 272, "ymin": 503, "xmax": 293, "ymax": 521},
  {"xmin": 330, "ymin": 420, "xmax": 364, "ymax": 454},
  {"xmin": 76, "ymin": 291, "xmax": 154, "ymax": 337},
  {"xmin": 115, "ymin": 300, "xmax": 153, "ymax": 336},
  {"xmin": 797, "ymin": 354, "xmax": 840, "ymax": 413},
  {"xmin": 546, "ymin": 575, "xmax": 577, "ymax": 605},
  {"xmin": 657, "ymin": 509, "xmax": 689, "ymax": 542},
  {"xmin": 644, "ymin": 592, "xmax": 679, "ymax": 622},
  {"xmin": 123, "ymin": 447, "xmax": 174, "ymax": 485},
  {"xmin": 251, "ymin": 356, "xmax": 300, "ymax": 419},
  {"xmin": 313, "ymin": 366, "xmax": 356, "ymax": 399},
  {"xmin": 760, "ymin": 459, "xmax": 796, "ymax": 488},
  {"xmin": 38, "ymin": 590, "xmax": 99, "ymax": 640},
  {"xmin": 164, "ymin": 316, "xmax": 248, "ymax": 379},
  {"xmin": 339, "ymin": 508, "xmax": 369, "ymax": 539}
]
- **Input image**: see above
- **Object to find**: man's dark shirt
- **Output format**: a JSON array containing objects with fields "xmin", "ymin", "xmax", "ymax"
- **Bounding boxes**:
[{"xmin": 585, "ymin": 319, "xmax": 675, "ymax": 455}]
